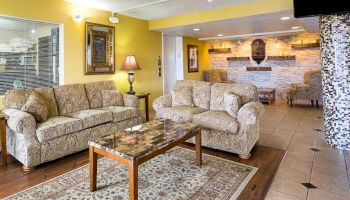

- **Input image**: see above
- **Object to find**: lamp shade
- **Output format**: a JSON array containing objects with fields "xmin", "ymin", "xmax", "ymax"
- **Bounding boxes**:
[{"xmin": 121, "ymin": 55, "xmax": 141, "ymax": 71}]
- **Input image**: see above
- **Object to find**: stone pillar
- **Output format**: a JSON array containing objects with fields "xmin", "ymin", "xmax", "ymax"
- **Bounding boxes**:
[{"xmin": 320, "ymin": 14, "xmax": 350, "ymax": 150}]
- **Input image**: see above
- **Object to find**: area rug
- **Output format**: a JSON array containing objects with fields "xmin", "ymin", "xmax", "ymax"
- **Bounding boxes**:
[{"xmin": 5, "ymin": 148, "xmax": 257, "ymax": 200}]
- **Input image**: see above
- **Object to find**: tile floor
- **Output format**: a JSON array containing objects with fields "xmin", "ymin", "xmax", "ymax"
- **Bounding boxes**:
[{"xmin": 261, "ymin": 100, "xmax": 350, "ymax": 200}]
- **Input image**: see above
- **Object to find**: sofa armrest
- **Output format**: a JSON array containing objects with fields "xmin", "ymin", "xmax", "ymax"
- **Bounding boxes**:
[
  {"xmin": 122, "ymin": 94, "xmax": 140, "ymax": 108},
  {"xmin": 153, "ymin": 95, "xmax": 172, "ymax": 113},
  {"xmin": 237, "ymin": 102, "xmax": 265, "ymax": 125},
  {"xmin": 3, "ymin": 109, "xmax": 36, "ymax": 135}
]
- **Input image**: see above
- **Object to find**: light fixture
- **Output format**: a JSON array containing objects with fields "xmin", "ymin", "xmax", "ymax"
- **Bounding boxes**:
[
  {"xmin": 208, "ymin": 0, "xmax": 214, "ymax": 2},
  {"xmin": 73, "ymin": 15, "xmax": 85, "ymax": 23},
  {"xmin": 291, "ymin": 26, "xmax": 300, "ymax": 29},
  {"xmin": 31, "ymin": 29, "xmax": 36, "ymax": 34},
  {"xmin": 281, "ymin": 16, "xmax": 291, "ymax": 20},
  {"xmin": 193, "ymin": 28, "xmax": 200, "ymax": 31},
  {"xmin": 109, "ymin": 13, "xmax": 119, "ymax": 24},
  {"xmin": 217, "ymin": 34, "xmax": 223, "ymax": 37},
  {"xmin": 121, "ymin": 55, "xmax": 141, "ymax": 95}
]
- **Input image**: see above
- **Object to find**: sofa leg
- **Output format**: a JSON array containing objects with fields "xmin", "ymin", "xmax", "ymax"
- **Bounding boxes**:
[
  {"xmin": 22, "ymin": 165, "xmax": 35, "ymax": 172},
  {"xmin": 311, "ymin": 100, "xmax": 314, "ymax": 107},
  {"xmin": 316, "ymin": 100, "xmax": 319, "ymax": 108},
  {"xmin": 239, "ymin": 153, "xmax": 251, "ymax": 160}
]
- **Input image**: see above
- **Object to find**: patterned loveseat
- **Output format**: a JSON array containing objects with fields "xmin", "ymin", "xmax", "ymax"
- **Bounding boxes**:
[
  {"xmin": 153, "ymin": 80, "xmax": 264, "ymax": 159},
  {"xmin": 3, "ymin": 81, "xmax": 143, "ymax": 170}
]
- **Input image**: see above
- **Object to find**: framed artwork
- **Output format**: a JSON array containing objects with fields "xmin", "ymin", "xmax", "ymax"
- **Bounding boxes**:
[
  {"xmin": 85, "ymin": 22, "xmax": 115, "ymax": 75},
  {"xmin": 187, "ymin": 44, "xmax": 199, "ymax": 73}
]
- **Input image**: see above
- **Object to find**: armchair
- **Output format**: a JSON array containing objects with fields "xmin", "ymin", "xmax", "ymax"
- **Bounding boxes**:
[
  {"xmin": 286, "ymin": 69, "xmax": 322, "ymax": 107},
  {"xmin": 203, "ymin": 69, "xmax": 234, "ymax": 83}
]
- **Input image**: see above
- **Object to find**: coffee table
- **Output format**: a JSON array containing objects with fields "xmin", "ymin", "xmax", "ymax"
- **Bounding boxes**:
[{"xmin": 88, "ymin": 119, "xmax": 202, "ymax": 200}]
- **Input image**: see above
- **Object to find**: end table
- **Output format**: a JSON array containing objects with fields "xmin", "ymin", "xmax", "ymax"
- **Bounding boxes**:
[
  {"xmin": 135, "ymin": 93, "xmax": 150, "ymax": 122},
  {"xmin": 0, "ymin": 112, "xmax": 7, "ymax": 165}
]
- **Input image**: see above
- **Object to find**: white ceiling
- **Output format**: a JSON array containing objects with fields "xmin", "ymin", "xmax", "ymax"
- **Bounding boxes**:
[
  {"xmin": 65, "ymin": 0, "xmax": 257, "ymax": 20},
  {"xmin": 159, "ymin": 10, "xmax": 317, "ymax": 39}
]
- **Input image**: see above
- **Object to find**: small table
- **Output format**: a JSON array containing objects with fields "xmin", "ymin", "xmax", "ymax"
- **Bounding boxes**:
[
  {"xmin": 258, "ymin": 88, "xmax": 276, "ymax": 104},
  {"xmin": 88, "ymin": 119, "xmax": 202, "ymax": 200},
  {"xmin": 0, "ymin": 112, "xmax": 7, "ymax": 165},
  {"xmin": 136, "ymin": 93, "xmax": 150, "ymax": 121}
]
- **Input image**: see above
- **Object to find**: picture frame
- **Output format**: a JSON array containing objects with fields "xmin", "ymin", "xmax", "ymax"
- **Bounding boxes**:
[
  {"xmin": 187, "ymin": 44, "xmax": 199, "ymax": 73},
  {"xmin": 85, "ymin": 22, "xmax": 115, "ymax": 75}
]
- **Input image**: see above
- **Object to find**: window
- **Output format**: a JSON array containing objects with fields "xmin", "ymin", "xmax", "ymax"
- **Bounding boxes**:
[{"xmin": 0, "ymin": 16, "xmax": 61, "ymax": 95}]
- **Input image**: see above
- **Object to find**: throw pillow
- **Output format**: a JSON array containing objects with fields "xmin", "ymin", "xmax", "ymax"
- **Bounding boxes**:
[
  {"xmin": 21, "ymin": 92, "xmax": 49, "ymax": 123},
  {"xmin": 224, "ymin": 92, "xmax": 242, "ymax": 118},
  {"xmin": 209, "ymin": 70, "xmax": 222, "ymax": 82},
  {"xmin": 171, "ymin": 87, "xmax": 194, "ymax": 107},
  {"xmin": 102, "ymin": 90, "xmax": 124, "ymax": 107}
]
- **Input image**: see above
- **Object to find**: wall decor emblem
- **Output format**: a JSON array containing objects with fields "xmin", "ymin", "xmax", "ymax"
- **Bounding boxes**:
[
  {"xmin": 251, "ymin": 39, "xmax": 266, "ymax": 65},
  {"xmin": 85, "ymin": 22, "xmax": 115, "ymax": 75},
  {"xmin": 187, "ymin": 44, "xmax": 199, "ymax": 73}
]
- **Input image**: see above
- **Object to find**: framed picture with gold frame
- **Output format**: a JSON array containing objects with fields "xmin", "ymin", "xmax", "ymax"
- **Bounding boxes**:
[
  {"xmin": 187, "ymin": 44, "xmax": 199, "ymax": 73},
  {"xmin": 85, "ymin": 22, "xmax": 115, "ymax": 75}
]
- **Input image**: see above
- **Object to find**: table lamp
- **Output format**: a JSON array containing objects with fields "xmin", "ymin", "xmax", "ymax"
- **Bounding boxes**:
[{"xmin": 121, "ymin": 55, "xmax": 141, "ymax": 95}]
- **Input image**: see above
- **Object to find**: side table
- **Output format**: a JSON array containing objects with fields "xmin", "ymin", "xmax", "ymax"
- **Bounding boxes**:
[
  {"xmin": 135, "ymin": 93, "xmax": 150, "ymax": 122},
  {"xmin": 258, "ymin": 88, "xmax": 276, "ymax": 104},
  {"xmin": 0, "ymin": 112, "xmax": 7, "ymax": 165}
]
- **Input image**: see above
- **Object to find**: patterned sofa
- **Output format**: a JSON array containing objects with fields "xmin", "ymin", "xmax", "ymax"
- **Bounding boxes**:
[
  {"xmin": 153, "ymin": 80, "xmax": 264, "ymax": 159},
  {"xmin": 3, "ymin": 81, "xmax": 143, "ymax": 170}
]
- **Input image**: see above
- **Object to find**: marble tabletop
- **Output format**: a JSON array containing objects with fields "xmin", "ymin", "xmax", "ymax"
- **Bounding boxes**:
[{"xmin": 88, "ymin": 119, "xmax": 200, "ymax": 161}]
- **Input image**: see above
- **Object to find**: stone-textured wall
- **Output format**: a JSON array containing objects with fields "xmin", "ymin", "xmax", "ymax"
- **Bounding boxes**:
[{"xmin": 209, "ymin": 33, "xmax": 321, "ymax": 97}]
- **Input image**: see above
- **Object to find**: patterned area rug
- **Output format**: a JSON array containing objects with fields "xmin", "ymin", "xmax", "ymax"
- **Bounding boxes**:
[{"xmin": 5, "ymin": 148, "xmax": 257, "ymax": 200}]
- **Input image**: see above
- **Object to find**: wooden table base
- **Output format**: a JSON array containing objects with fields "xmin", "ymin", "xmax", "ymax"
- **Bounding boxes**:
[
  {"xmin": 89, "ymin": 129, "xmax": 202, "ymax": 200},
  {"xmin": 0, "ymin": 117, "xmax": 7, "ymax": 165}
]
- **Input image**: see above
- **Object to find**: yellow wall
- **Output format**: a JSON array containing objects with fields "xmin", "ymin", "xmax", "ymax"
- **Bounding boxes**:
[
  {"xmin": 0, "ymin": 0, "xmax": 162, "ymax": 110},
  {"xmin": 183, "ymin": 37, "xmax": 210, "ymax": 80}
]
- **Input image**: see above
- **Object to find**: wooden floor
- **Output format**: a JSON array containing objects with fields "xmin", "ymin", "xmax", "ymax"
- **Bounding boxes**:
[{"xmin": 0, "ymin": 144, "xmax": 285, "ymax": 200}]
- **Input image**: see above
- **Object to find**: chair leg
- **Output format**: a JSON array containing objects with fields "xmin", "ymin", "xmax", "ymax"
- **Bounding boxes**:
[
  {"xmin": 289, "ymin": 99, "xmax": 293, "ymax": 107},
  {"xmin": 311, "ymin": 100, "xmax": 314, "ymax": 107},
  {"xmin": 286, "ymin": 97, "xmax": 289, "ymax": 104},
  {"xmin": 22, "ymin": 165, "xmax": 35, "ymax": 172},
  {"xmin": 316, "ymin": 100, "xmax": 319, "ymax": 108},
  {"xmin": 239, "ymin": 153, "xmax": 251, "ymax": 160}
]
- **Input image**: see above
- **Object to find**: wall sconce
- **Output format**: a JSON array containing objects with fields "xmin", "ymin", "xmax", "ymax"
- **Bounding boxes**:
[{"xmin": 73, "ymin": 15, "xmax": 85, "ymax": 23}]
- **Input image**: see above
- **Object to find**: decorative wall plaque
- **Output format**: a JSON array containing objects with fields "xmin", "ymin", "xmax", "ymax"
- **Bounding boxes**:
[{"xmin": 251, "ymin": 39, "xmax": 266, "ymax": 65}]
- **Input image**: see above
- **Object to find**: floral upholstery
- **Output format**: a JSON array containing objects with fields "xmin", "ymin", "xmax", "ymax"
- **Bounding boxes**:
[
  {"xmin": 193, "ymin": 111, "xmax": 239, "ymax": 134},
  {"xmin": 171, "ymin": 88, "xmax": 194, "ymax": 107},
  {"xmin": 100, "ymin": 106, "xmax": 139, "ymax": 123},
  {"xmin": 54, "ymin": 84, "xmax": 90, "ymax": 116},
  {"xmin": 122, "ymin": 94, "xmax": 140, "ymax": 108},
  {"xmin": 286, "ymin": 69, "xmax": 322, "ymax": 101},
  {"xmin": 21, "ymin": 93, "xmax": 49, "ymax": 123},
  {"xmin": 157, "ymin": 105, "xmax": 207, "ymax": 123},
  {"xmin": 65, "ymin": 109, "xmax": 113, "ymax": 129},
  {"xmin": 4, "ymin": 81, "xmax": 142, "ymax": 168},
  {"xmin": 101, "ymin": 90, "xmax": 124, "ymax": 107},
  {"xmin": 203, "ymin": 69, "xmax": 234, "ymax": 84},
  {"xmin": 174, "ymin": 80, "xmax": 211, "ymax": 109},
  {"xmin": 224, "ymin": 92, "xmax": 242, "ymax": 118},
  {"xmin": 154, "ymin": 80, "xmax": 264, "ymax": 157},
  {"xmin": 85, "ymin": 81, "xmax": 116, "ymax": 109},
  {"xmin": 36, "ymin": 116, "xmax": 83, "ymax": 142},
  {"xmin": 4, "ymin": 87, "xmax": 58, "ymax": 118}
]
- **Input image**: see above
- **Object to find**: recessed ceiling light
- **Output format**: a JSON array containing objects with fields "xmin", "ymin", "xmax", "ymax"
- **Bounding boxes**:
[
  {"xmin": 281, "ymin": 16, "xmax": 291, "ymax": 20},
  {"xmin": 291, "ymin": 26, "xmax": 300, "ymax": 29},
  {"xmin": 208, "ymin": 0, "xmax": 214, "ymax": 2},
  {"xmin": 217, "ymin": 34, "xmax": 223, "ymax": 37},
  {"xmin": 31, "ymin": 29, "xmax": 36, "ymax": 34},
  {"xmin": 193, "ymin": 28, "xmax": 200, "ymax": 31}
]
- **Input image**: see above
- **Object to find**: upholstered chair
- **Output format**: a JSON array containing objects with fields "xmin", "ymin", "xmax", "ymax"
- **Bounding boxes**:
[
  {"xmin": 286, "ymin": 69, "xmax": 322, "ymax": 107},
  {"xmin": 203, "ymin": 69, "xmax": 234, "ymax": 83}
]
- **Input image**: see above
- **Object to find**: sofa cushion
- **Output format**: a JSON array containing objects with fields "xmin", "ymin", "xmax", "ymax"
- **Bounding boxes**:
[
  {"xmin": 193, "ymin": 110, "xmax": 239, "ymax": 134},
  {"xmin": 85, "ymin": 81, "xmax": 115, "ymax": 109},
  {"xmin": 102, "ymin": 90, "xmax": 124, "ymax": 107},
  {"xmin": 54, "ymin": 84, "xmax": 90, "ymax": 115},
  {"xmin": 171, "ymin": 88, "xmax": 194, "ymax": 107},
  {"xmin": 159, "ymin": 105, "xmax": 207, "ymax": 123},
  {"xmin": 65, "ymin": 109, "xmax": 113, "ymax": 129},
  {"xmin": 36, "ymin": 116, "xmax": 83, "ymax": 142},
  {"xmin": 100, "ymin": 106, "xmax": 139, "ymax": 123},
  {"xmin": 21, "ymin": 92, "xmax": 48, "ymax": 123},
  {"xmin": 224, "ymin": 92, "xmax": 242, "ymax": 118},
  {"xmin": 4, "ymin": 87, "xmax": 58, "ymax": 117},
  {"xmin": 174, "ymin": 80, "xmax": 211, "ymax": 109},
  {"xmin": 210, "ymin": 83, "xmax": 258, "ymax": 111}
]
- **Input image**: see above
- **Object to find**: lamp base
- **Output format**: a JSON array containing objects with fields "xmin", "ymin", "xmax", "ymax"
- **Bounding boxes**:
[{"xmin": 128, "ymin": 71, "xmax": 136, "ymax": 95}]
